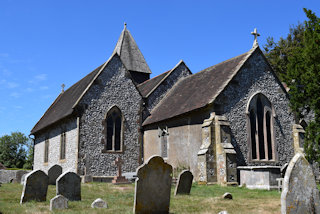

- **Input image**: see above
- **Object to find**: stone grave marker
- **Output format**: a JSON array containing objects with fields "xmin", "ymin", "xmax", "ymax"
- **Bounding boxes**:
[
  {"xmin": 174, "ymin": 170, "xmax": 193, "ymax": 195},
  {"xmin": 112, "ymin": 157, "xmax": 130, "ymax": 184},
  {"xmin": 20, "ymin": 170, "xmax": 49, "ymax": 204},
  {"xmin": 56, "ymin": 171, "xmax": 81, "ymax": 201},
  {"xmin": 281, "ymin": 152, "xmax": 320, "ymax": 213},
  {"xmin": 91, "ymin": 198, "xmax": 108, "ymax": 208},
  {"xmin": 50, "ymin": 194, "xmax": 68, "ymax": 211},
  {"xmin": 48, "ymin": 164, "xmax": 62, "ymax": 185},
  {"xmin": 133, "ymin": 155, "xmax": 172, "ymax": 214}
]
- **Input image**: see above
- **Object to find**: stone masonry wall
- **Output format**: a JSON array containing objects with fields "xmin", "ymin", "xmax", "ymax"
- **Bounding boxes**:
[
  {"xmin": 33, "ymin": 117, "xmax": 78, "ymax": 173},
  {"xmin": 146, "ymin": 63, "xmax": 190, "ymax": 113},
  {"xmin": 214, "ymin": 50, "xmax": 295, "ymax": 167},
  {"xmin": 78, "ymin": 55, "xmax": 142, "ymax": 176}
]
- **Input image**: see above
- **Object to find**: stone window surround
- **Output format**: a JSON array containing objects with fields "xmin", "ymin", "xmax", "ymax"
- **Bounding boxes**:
[
  {"xmin": 246, "ymin": 92, "xmax": 277, "ymax": 162},
  {"xmin": 44, "ymin": 137, "xmax": 49, "ymax": 164},
  {"xmin": 101, "ymin": 105, "xmax": 124, "ymax": 153},
  {"xmin": 158, "ymin": 126, "xmax": 169, "ymax": 159},
  {"xmin": 60, "ymin": 128, "xmax": 66, "ymax": 161}
]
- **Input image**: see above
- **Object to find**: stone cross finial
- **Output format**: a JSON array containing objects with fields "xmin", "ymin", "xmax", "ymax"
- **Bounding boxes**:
[
  {"xmin": 61, "ymin": 84, "xmax": 65, "ymax": 93},
  {"xmin": 251, "ymin": 28, "xmax": 260, "ymax": 47},
  {"xmin": 114, "ymin": 157, "xmax": 123, "ymax": 177}
]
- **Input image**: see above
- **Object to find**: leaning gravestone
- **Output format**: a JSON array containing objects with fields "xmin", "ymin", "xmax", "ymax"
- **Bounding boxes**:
[
  {"xmin": 134, "ymin": 155, "xmax": 172, "ymax": 214},
  {"xmin": 48, "ymin": 165, "xmax": 62, "ymax": 185},
  {"xmin": 281, "ymin": 152, "xmax": 320, "ymax": 213},
  {"xmin": 50, "ymin": 194, "xmax": 68, "ymax": 211},
  {"xmin": 174, "ymin": 170, "xmax": 193, "ymax": 195},
  {"xmin": 56, "ymin": 171, "xmax": 81, "ymax": 201},
  {"xmin": 20, "ymin": 170, "xmax": 49, "ymax": 204}
]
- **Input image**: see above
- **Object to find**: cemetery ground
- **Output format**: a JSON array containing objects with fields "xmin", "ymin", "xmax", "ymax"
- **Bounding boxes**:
[{"xmin": 0, "ymin": 182, "xmax": 281, "ymax": 214}]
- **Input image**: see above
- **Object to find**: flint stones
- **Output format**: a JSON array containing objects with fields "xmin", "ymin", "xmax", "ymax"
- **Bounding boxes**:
[
  {"xmin": 222, "ymin": 192, "xmax": 232, "ymax": 199},
  {"xmin": 48, "ymin": 164, "xmax": 62, "ymax": 185},
  {"xmin": 50, "ymin": 195, "xmax": 68, "ymax": 211},
  {"xmin": 174, "ymin": 170, "xmax": 193, "ymax": 195},
  {"xmin": 20, "ymin": 170, "xmax": 49, "ymax": 204},
  {"xmin": 281, "ymin": 152, "xmax": 320, "ymax": 213},
  {"xmin": 57, "ymin": 171, "xmax": 81, "ymax": 201},
  {"xmin": 91, "ymin": 198, "xmax": 108, "ymax": 208},
  {"xmin": 134, "ymin": 155, "xmax": 172, "ymax": 214}
]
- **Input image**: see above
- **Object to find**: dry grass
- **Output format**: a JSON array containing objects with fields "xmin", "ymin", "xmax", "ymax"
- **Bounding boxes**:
[{"xmin": 0, "ymin": 182, "xmax": 281, "ymax": 214}]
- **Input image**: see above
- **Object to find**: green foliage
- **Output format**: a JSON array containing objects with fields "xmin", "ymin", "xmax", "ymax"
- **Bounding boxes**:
[
  {"xmin": 286, "ymin": 9, "xmax": 320, "ymax": 163},
  {"xmin": 264, "ymin": 23, "xmax": 304, "ymax": 82},
  {"xmin": 0, "ymin": 132, "xmax": 32, "ymax": 169},
  {"xmin": 264, "ymin": 8, "xmax": 320, "ymax": 164}
]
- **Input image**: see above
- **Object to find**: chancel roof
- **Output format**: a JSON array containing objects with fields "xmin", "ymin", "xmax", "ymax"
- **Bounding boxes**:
[
  {"xmin": 142, "ymin": 48, "xmax": 257, "ymax": 126},
  {"xmin": 137, "ymin": 70, "xmax": 170, "ymax": 97}
]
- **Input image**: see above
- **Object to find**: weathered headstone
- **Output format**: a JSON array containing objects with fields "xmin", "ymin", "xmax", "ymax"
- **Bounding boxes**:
[
  {"xmin": 281, "ymin": 152, "xmax": 320, "ymax": 213},
  {"xmin": 20, "ymin": 172, "xmax": 31, "ymax": 185},
  {"xmin": 91, "ymin": 198, "xmax": 108, "ymax": 208},
  {"xmin": 133, "ymin": 155, "xmax": 172, "ymax": 214},
  {"xmin": 20, "ymin": 170, "xmax": 49, "ymax": 204},
  {"xmin": 112, "ymin": 157, "xmax": 130, "ymax": 184},
  {"xmin": 222, "ymin": 192, "xmax": 232, "ymax": 200},
  {"xmin": 174, "ymin": 170, "xmax": 193, "ymax": 195},
  {"xmin": 56, "ymin": 171, "xmax": 81, "ymax": 201},
  {"xmin": 50, "ymin": 195, "xmax": 68, "ymax": 211},
  {"xmin": 48, "ymin": 164, "xmax": 62, "ymax": 185}
]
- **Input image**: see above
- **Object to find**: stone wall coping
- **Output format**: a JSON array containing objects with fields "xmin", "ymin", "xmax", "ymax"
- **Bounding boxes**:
[{"xmin": 237, "ymin": 166, "xmax": 281, "ymax": 170}]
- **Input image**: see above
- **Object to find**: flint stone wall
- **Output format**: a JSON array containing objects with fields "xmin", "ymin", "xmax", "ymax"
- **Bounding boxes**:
[
  {"xmin": 214, "ymin": 50, "xmax": 295, "ymax": 167},
  {"xmin": 146, "ymin": 63, "xmax": 190, "ymax": 113},
  {"xmin": 78, "ymin": 55, "xmax": 142, "ymax": 176},
  {"xmin": 33, "ymin": 117, "xmax": 78, "ymax": 173}
]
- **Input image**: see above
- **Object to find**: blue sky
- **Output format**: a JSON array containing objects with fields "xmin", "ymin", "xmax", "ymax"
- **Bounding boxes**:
[{"xmin": 1, "ymin": 0, "xmax": 319, "ymax": 137}]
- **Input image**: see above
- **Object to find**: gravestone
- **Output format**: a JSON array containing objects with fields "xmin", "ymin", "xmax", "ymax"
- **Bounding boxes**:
[
  {"xmin": 20, "ymin": 170, "xmax": 49, "ymax": 204},
  {"xmin": 21, "ymin": 172, "xmax": 31, "ymax": 185},
  {"xmin": 281, "ymin": 152, "xmax": 320, "ymax": 213},
  {"xmin": 50, "ymin": 194, "xmax": 68, "ymax": 211},
  {"xmin": 112, "ymin": 157, "xmax": 130, "ymax": 184},
  {"xmin": 174, "ymin": 170, "xmax": 193, "ymax": 195},
  {"xmin": 56, "ymin": 171, "xmax": 81, "ymax": 201},
  {"xmin": 222, "ymin": 192, "xmax": 232, "ymax": 200},
  {"xmin": 134, "ymin": 155, "xmax": 172, "ymax": 214},
  {"xmin": 91, "ymin": 198, "xmax": 108, "ymax": 208},
  {"xmin": 48, "ymin": 165, "xmax": 62, "ymax": 185}
]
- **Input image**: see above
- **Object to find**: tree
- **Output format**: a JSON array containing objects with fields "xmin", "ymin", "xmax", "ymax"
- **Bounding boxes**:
[
  {"xmin": 286, "ymin": 8, "xmax": 320, "ymax": 163},
  {"xmin": 0, "ymin": 132, "xmax": 31, "ymax": 169},
  {"xmin": 264, "ymin": 23, "xmax": 304, "ymax": 83}
]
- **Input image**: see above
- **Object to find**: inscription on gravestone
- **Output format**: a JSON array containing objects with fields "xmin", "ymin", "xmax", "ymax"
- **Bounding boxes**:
[{"xmin": 134, "ymin": 156, "xmax": 172, "ymax": 214}]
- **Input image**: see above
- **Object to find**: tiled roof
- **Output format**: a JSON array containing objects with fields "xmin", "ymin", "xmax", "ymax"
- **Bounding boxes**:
[
  {"xmin": 143, "ymin": 49, "xmax": 253, "ymax": 126},
  {"xmin": 137, "ymin": 70, "xmax": 170, "ymax": 97}
]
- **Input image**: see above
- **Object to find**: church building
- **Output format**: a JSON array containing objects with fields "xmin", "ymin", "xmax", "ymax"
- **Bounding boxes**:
[{"xmin": 31, "ymin": 25, "xmax": 305, "ymax": 188}]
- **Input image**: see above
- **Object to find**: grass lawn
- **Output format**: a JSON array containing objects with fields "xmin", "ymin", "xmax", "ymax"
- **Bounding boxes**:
[{"xmin": 0, "ymin": 182, "xmax": 280, "ymax": 214}]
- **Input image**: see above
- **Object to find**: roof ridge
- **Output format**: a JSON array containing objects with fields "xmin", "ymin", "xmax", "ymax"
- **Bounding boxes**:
[{"xmin": 137, "ymin": 70, "xmax": 170, "ymax": 87}]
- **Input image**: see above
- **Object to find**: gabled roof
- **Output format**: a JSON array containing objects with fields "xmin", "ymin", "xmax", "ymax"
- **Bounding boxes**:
[
  {"xmin": 137, "ymin": 70, "xmax": 170, "ymax": 97},
  {"xmin": 137, "ymin": 60, "xmax": 190, "ymax": 98},
  {"xmin": 113, "ymin": 25, "xmax": 151, "ymax": 74},
  {"xmin": 143, "ymin": 47, "xmax": 257, "ymax": 126},
  {"xmin": 30, "ymin": 63, "xmax": 105, "ymax": 135}
]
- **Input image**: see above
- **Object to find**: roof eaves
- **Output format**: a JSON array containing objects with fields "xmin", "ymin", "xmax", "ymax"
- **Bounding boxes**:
[
  {"xmin": 207, "ymin": 46, "xmax": 257, "ymax": 104},
  {"xmin": 72, "ymin": 52, "xmax": 120, "ymax": 109},
  {"xmin": 145, "ymin": 60, "xmax": 188, "ymax": 98}
]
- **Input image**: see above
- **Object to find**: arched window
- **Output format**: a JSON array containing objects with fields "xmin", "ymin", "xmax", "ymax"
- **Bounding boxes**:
[
  {"xmin": 247, "ymin": 93, "xmax": 275, "ymax": 161},
  {"xmin": 104, "ymin": 106, "xmax": 123, "ymax": 152}
]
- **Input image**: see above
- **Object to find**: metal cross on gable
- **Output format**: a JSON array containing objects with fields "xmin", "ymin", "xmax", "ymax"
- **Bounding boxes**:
[{"xmin": 251, "ymin": 28, "xmax": 260, "ymax": 47}]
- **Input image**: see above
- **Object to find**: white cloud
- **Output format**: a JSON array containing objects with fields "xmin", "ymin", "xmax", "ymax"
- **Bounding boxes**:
[
  {"xmin": 40, "ymin": 86, "xmax": 49, "ymax": 90},
  {"xmin": 10, "ymin": 92, "xmax": 20, "ymax": 98},
  {"xmin": 0, "ymin": 53, "xmax": 9, "ymax": 58},
  {"xmin": 26, "ymin": 87, "xmax": 34, "ymax": 92},
  {"xmin": 29, "ymin": 74, "xmax": 48, "ymax": 84},
  {"xmin": 7, "ymin": 82, "xmax": 19, "ymax": 89}
]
